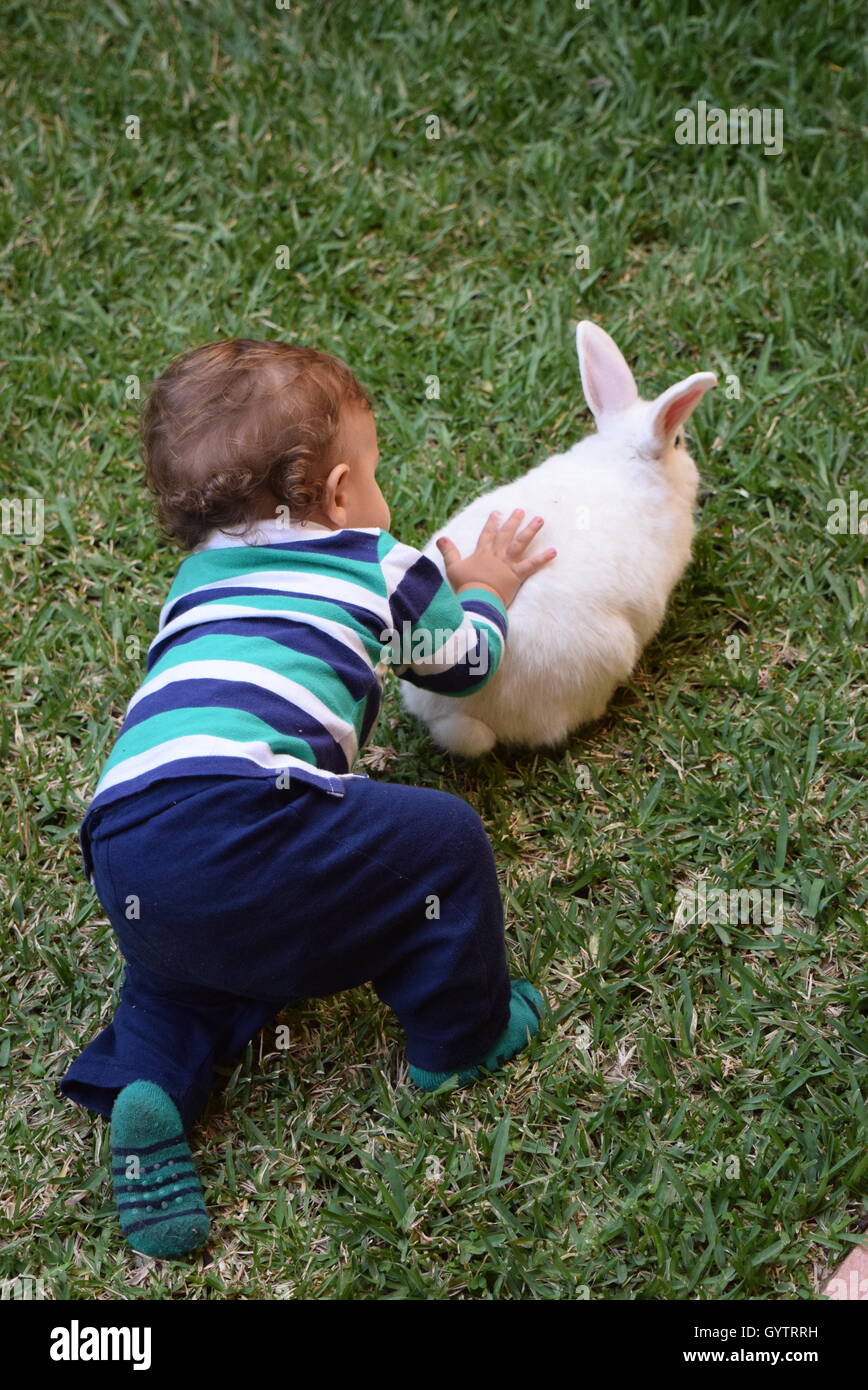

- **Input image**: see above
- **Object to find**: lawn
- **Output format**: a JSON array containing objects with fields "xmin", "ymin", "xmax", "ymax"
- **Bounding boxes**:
[{"xmin": 1, "ymin": 0, "xmax": 865, "ymax": 1300}]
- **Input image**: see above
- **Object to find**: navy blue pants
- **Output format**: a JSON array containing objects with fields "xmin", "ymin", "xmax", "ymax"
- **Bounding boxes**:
[{"xmin": 60, "ymin": 773, "xmax": 512, "ymax": 1130}]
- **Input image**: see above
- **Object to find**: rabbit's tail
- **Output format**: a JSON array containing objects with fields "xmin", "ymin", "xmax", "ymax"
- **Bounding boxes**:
[{"xmin": 429, "ymin": 710, "xmax": 497, "ymax": 757}]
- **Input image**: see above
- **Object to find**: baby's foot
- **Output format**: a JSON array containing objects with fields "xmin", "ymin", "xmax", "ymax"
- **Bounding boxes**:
[
  {"xmin": 111, "ymin": 1081, "xmax": 209, "ymax": 1258},
  {"xmin": 409, "ymin": 979, "xmax": 544, "ymax": 1091}
]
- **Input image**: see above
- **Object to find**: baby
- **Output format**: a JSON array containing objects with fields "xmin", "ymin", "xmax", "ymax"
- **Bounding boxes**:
[{"xmin": 60, "ymin": 340, "xmax": 556, "ymax": 1258}]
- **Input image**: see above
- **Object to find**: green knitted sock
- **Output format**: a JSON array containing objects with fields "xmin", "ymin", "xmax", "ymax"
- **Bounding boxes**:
[
  {"xmin": 111, "ymin": 1081, "xmax": 209, "ymax": 1258},
  {"xmin": 409, "ymin": 979, "xmax": 544, "ymax": 1092}
]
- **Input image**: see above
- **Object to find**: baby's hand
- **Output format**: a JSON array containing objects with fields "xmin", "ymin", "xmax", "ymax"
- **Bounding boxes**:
[{"xmin": 436, "ymin": 509, "xmax": 557, "ymax": 608}]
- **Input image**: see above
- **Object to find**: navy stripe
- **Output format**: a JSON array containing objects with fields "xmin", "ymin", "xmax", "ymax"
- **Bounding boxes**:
[
  {"xmin": 116, "ymin": 684, "xmax": 352, "ymax": 775},
  {"xmin": 147, "ymin": 608, "xmax": 383, "ymax": 672},
  {"xmin": 264, "ymin": 530, "xmax": 382, "ymax": 562},
  {"xmin": 388, "ymin": 554, "xmax": 444, "ymax": 631},
  {"xmin": 148, "ymin": 618, "xmax": 377, "ymax": 702},
  {"xmin": 121, "ymin": 1206, "xmax": 207, "ymax": 1236},
  {"xmin": 398, "ymin": 628, "xmax": 496, "ymax": 695},
  {"xmin": 164, "ymin": 585, "xmax": 329, "ymax": 624},
  {"xmin": 158, "ymin": 590, "xmax": 387, "ymax": 647},
  {"xmin": 194, "ymin": 529, "xmax": 383, "ymax": 562},
  {"xmin": 119, "ymin": 678, "xmax": 349, "ymax": 760},
  {"xmin": 110, "ymin": 1134, "xmax": 185, "ymax": 1157},
  {"xmin": 460, "ymin": 597, "xmax": 508, "ymax": 640}
]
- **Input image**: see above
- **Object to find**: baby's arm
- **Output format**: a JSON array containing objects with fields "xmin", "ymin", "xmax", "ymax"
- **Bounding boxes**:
[
  {"xmin": 383, "ymin": 550, "xmax": 506, "ymax": 695},
  {"xmin": 380, "ymin": 510, "xmax": 555, "ymax": 696}
]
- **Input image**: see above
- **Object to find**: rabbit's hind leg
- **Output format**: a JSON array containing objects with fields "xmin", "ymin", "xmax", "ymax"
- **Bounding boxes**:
[{"xmin": 429, "ymin": 710, "xmax": 497, "ymax": 757}]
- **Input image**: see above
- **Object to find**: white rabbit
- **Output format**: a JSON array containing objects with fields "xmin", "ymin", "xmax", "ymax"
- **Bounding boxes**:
[{"xmin": 400, "ymin": 321, "xmax": 716, "ymax": 755}]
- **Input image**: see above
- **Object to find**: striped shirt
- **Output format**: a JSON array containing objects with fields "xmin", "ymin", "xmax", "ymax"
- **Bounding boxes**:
[{"xmin": 88, "ymin": 519, "xmax": 508, "ymax": 816}]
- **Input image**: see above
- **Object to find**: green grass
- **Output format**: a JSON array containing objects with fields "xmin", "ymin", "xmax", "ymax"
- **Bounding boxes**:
[{"xmin": 1, "ymin": 0, "xmax": 865, "ymax": 1300}]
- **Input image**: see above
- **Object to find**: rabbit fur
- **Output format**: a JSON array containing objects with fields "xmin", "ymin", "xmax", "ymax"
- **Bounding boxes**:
[{"xmin": 400, "ymin": 321, "xmax": 716, "ymax": 756}]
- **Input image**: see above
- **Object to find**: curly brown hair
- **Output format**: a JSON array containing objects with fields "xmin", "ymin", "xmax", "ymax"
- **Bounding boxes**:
[{"xmin": 141, "ymin": 339, "xmax": 373, "ymax": 548}]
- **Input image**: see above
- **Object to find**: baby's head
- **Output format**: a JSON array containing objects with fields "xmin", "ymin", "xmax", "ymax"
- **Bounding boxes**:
[{"xmin": 142, "ymin": 339, "xmax": 390, "ymax": 548}]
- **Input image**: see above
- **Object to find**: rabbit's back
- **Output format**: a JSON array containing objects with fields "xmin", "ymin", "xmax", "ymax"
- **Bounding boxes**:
[
  {"xmin": 401, "ymin": 321, "xmax": 714, "ymax": 753},
  {"xmin": 425, "ymin": 439, "xmax": 694, "ymax": 651},
  {"xmin": 402, "ymin": 441, "xmax": 694, "ymax": 748}
]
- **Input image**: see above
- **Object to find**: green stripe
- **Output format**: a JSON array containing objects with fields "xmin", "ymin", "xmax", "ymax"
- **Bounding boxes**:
[
  {"xmin": 116, "ymin": 1175, "xmax": 200, "ymax": 1207},
  {"xmin": 412, "ymin": 589, "xmax": 505, "ymax": 670},
  {"xmin": 454, "ymin": 586, "xmax": 509, "ymax": 621},
  {"xmin": 377, "ymin": 531, "xmax": 399, "ymax": 564},
  {"xmin": 168, "ymin": 542, "xmax": 388, "ymax": 604},
  {"xmin": 101, "ymin": 706, "xmax": 320, "ymax": 777},
  {"xmin": 161, "ymin": 590, "xmax": 384, "ymax": 647},
  {"xmin": 144, "ymin": 634, "xmax": 365, "ymax": 722},
  {"xmin": 111, "ymin": 1140, "xmax": 191, "ymax": 1170}
]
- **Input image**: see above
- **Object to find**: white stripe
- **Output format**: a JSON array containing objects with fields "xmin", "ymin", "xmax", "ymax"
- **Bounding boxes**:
[
  {"xmin": 127, "ymin": 659, "xmax": 358, "ymax": 765},
  {"xmin": 196, "ymin": 521, "xmax": 381, "ymax": 550},
  {"xmin": 96, "ymin": 737, "xmax": 350, "ymax": 796},
  {"xmin": 152, "ymin": 599, "xmax": 388, "ymax": 662},
  {"xmin": 149, "ymin": 605, "xmax": 372, "ymax": 670},
  {"xmin": 159, "ymin": 568, "xmax": 391, "ymax": 632},
  {"xmin": 400, "ymin": 611, "xmax": 487, "ymax": 679},
  {"xmin": 379, "ymin": 538, "xmax": 429, "ymax": 601}
]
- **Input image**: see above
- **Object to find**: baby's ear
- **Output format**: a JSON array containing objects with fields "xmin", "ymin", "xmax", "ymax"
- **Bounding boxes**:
[
  {"xmin": 576, "ymin": 321, "xmax": 638, "ymax": 422},
  {"xmin": 649, "ymin": 373, "xmax": 717, "ymax": 446}
]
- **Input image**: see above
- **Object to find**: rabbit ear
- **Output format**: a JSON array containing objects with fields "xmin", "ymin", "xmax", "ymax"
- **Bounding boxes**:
[
  {"xmin": 649, "ymin": 372, "xmax": 717, "ymax": 445},
  {"xmin": 576, "ymin": 321, "xmax": 639, "ymax": 421}
]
